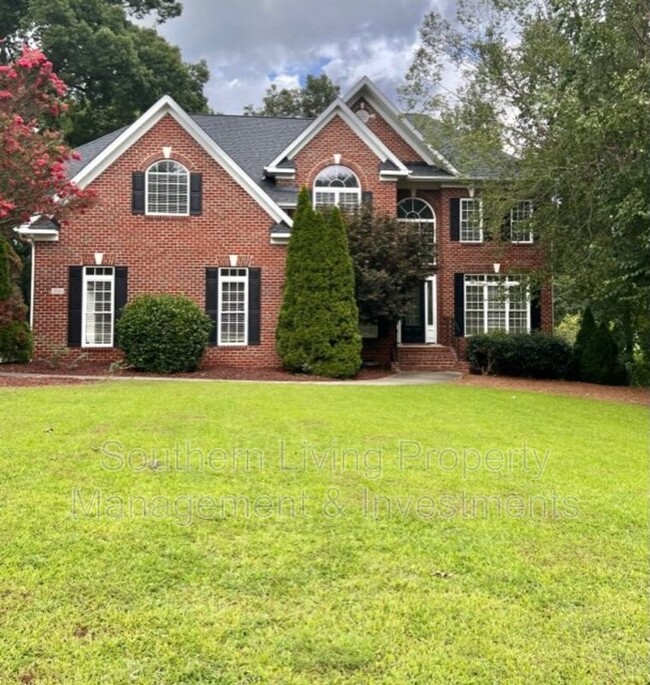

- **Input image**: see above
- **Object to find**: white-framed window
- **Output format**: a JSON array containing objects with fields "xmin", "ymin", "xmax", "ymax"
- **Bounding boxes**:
[
  {"xmin": 397, "ymin": 197, "xmax": 436, "ymax": 263},
  {"xmin": 146, "ymin": 160, "xmax": 189, "ymax": 215},
  {"xmin": 218, "ymin": 268, "xmax": 248, "ymax": 345},
  {"xmin": 464, "ymin": 274, "xmax": 530, "ymax": 335},
  {"xmin": 510, "ymin": 200, "xmax": 534, "ymax": 243},
  {"xmin": 460, "ymin": 198, "xmax": 483, "ymax": 242},
  {"xmin": 82, "ymin": 267, "xmax": 114, "ymax": 347},
  {"xmin": 313, "ymin": 165, "xmax": 361, "ymax": 211}
]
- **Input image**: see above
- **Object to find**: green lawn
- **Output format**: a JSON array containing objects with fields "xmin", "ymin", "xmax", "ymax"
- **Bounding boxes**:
[{"xmin": 0, "ymin": 381, "xmax": 646, "ymax": 684}]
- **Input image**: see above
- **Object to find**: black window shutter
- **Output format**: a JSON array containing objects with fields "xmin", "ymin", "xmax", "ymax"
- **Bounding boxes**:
[
  {"xmin": 132, "ymin": 172, "xmax": 145, "ymax": 214},
  {"xmin": 113, "ymin": 267, "xmax": 128, "ymax": 347},
  {"xmin": 530, "ymin": 292, "xmax": 542, "ymax": 330},
  {"xmin": 454, "ymin": 273, "xmax": 465, "ymax": 337},
  {"xmin": 450, "ymin": 198, "xmax": 460, "ymax": 241},
  {"xmin": 206, "ymin": 268, "xmax": 219, "ymax": 346},
  {"xmin": 361, "ymin": 191, "xmax": 373, "ymax": 206},
  {"xmin": 396, "ymin": 188, "xmax": 410, "ymax": 203},
  {"xmin": 190, "ymin": 173, "xmax": 202, "ymax": 216},
  {"xmin": 248, "ymin": 268, "xmax": 261, "ymax": 345},
  {"xmin": 68, "ymin": 266, "xmax": 83, "ymax": 347}
]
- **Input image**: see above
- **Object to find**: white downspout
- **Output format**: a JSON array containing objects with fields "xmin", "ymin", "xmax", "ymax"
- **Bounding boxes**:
[{"xmin": 29, "ymin": 238, "xmax": 35, "ymax": 329}]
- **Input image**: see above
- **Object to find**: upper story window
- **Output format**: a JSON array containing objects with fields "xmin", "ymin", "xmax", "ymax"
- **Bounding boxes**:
[
  {"xmin": 313, "ymin": 165, "xmax": 360, "ymax": 212},
  {"xmin": 460, "ymin": 198, "xmax": 483, "ymax": 242},
  {"xmin": 146, "ymin": 160, "xmax": 189, "ymax": 215},
  {"xmin": 397, "ymin": 197, "xmax": 436, "ymax": 263},
  {"xmin": 509, "ymin": 200, "xmax": 534, "ymax": 243}
]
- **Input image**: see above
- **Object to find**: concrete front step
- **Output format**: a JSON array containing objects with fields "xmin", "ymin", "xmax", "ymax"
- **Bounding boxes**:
[{"xmin": 397, "ymin": 344, "xmax": 467, "ymax": 372}]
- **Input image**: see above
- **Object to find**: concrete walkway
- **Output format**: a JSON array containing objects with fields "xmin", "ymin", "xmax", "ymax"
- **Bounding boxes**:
[{"xmin": 0, "ymin": 370, "xmax": 463, "ymax": 386}]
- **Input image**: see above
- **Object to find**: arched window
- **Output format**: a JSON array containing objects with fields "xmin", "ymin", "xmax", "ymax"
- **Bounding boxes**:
[
  {"xmin": 397, "ymin": 197, "xmax": 436, "ymax": 261},
  {"xmin": 313, "ymin": 165, "xmax": 361, "ymax": 211},
  {"xmin": 146, "ymin": 160, "xmax": 189, "ymax": 215}
]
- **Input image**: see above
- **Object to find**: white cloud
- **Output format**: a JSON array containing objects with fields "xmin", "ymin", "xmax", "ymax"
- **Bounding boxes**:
[{"xmin": 154, "ymin": 0, "xmax": 441, "ymax": 113}]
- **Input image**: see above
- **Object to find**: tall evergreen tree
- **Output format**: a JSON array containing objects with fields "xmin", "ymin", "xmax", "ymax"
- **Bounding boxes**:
[{"xmin": 276, "ymin": 189, "xmax": 361, "ymax": 378}]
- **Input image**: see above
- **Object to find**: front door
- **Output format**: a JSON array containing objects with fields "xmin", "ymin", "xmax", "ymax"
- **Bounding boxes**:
[{"xmin": 401, "ymin": 276, "xmax": 437, "ymax": 344}]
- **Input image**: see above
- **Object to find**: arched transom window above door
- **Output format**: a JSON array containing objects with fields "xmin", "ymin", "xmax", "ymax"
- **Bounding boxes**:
[
  {"xmin": 397, "ymin": 197, "xmax": 436, "ymax": 261},
  {"xmin": 313, "ymin": 165, "xmax": 361, "ymax": 212}
]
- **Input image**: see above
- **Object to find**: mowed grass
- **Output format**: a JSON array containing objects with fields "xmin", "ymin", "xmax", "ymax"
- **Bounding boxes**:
[{"xmin": 0, "ymin": 380, "xmax": 647, "ymax": 684}]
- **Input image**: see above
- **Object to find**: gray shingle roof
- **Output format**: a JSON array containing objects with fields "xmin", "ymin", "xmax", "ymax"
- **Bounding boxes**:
[{"xmin": 67, "ymin": 126, "xmax": 128, "ymax": 178}]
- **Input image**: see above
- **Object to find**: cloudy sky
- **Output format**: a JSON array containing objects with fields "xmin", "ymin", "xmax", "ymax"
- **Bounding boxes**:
[{"xmin": 153, "ymin": 0, "xmax": 451, "ymax": 114}]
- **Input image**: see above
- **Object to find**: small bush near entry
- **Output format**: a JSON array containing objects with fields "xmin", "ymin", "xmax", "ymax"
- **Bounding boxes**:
[
  {"xmin": 0, "ymin": 320, "xmax": 33, "ymax": 363},
  {"xmin": 116, "ymin": 295, "xmax": 212, "ymax": 373},
  {"xmin": 467, "ymin": 332, "xmax": 573, "ymax": 379}
]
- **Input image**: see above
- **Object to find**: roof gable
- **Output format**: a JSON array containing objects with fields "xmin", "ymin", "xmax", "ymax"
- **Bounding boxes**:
[
  {"xmin": 71, "ymin": 96, "xmax": 291, "ymax": 226},
  {"xmin": 342, "ymin": 77, "xmax": 460, "ymax": 177},
  {"xmin": 265, "ymin": 98, "xmax": 409, "ymax": 178}
]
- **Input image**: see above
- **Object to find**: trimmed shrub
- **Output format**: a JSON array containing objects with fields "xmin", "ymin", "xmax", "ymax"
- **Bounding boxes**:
[
  {"xmin": 0, "ymin": 320, "xmax": 33, "ymax": 363},
  {"xmin": 467, "ymin": 331, "xmax": 573, "ymax": 379},
  {"xmin": 116, "ymin": 294, "xmax": 212, "ymax": 373},
  {"xmin": 276, "ymin": 189, "xmax": 361, "ymax": 378}
]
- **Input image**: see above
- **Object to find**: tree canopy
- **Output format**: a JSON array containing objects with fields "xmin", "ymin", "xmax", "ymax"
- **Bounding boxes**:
[
  {"xmin": 1, "ymin": 0, "xmax": 209, "ymax": 145},
  {"xmin": 244, "ymin": 74, "xmax": 339, "ymax": 118},
  {"xmin": 403, "ymin": 0, "xmax": 650, "ymax": 364}
]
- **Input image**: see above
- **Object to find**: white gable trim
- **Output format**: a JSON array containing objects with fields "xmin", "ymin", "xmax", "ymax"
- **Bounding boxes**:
[
  {"xmin": 72, "ymin": 96, "xmax": 291, "ymax": 226},
  {"xmin": 343, "ymin": 76, "xmax": 460, "ymax": 177},
  {"xmin": 265, "ymin": 99, "xmax": 408, "ymax": 176}
]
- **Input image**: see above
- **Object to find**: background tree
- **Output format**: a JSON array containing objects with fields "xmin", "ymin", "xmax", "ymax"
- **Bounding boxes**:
[
  {"xmin": 244, "ymin": 74, "xmax": 339, "ymax": 118},
  {"xmin": 2, "ymin": 0, "xmax": 209, "ymax": 145},
  {"xmin": 402, "ymin": 0, "xmax": 650, "ymax": 379},
  {"xmin": 347, "ymin": 202, "xmax": 432, "ymax": 324},
  {"xmin": 276, "ymin": 188, "xmax": 361, "ymax": 378}
]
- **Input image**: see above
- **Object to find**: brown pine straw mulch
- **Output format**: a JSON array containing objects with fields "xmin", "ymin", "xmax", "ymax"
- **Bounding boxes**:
[{"xmin": 0, "ymin": 361, "xmax": 647, "ymax": 405}]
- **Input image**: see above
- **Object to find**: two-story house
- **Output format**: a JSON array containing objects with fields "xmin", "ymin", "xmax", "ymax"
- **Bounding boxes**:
[{"xmin": 16, "ymin": 77, "xmax": 551, "ymax": 371}]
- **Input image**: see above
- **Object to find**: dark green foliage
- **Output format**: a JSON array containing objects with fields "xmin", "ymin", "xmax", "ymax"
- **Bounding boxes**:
[
  {"xmin": 0, "ymin": 239, "xmax": 11, "ymax": 301},
  {"xmin": 4, "ymin": 0, "xmax": 209, "ymax": 145},
  {"xmin": 346, "ymin": 203, "xmax": 432, "ymax": 323},
  {"xmin": 116, "ymin": 294, "xmax": 212, "ymax": 373},
  {"xmin": 467, "ymin": 332, "xmax": 573, "ymax": 379},
  {"xmin": 572, "ymin": 307, "xmax": 627, "ymax": 384},
  {"xmin": 244, "ymin": 74, "xmax": 339, "ymax": 118},
  {"xmin": 0, "ymin": 320, "xmax": 33, "ymax": 363},
  {"xmin": 276, "ymin": 189, "xmax": 361, "ymax": 378},
  {"xmin": 578, "ymin": 322, "xmax": 627, "ymax": 386}
]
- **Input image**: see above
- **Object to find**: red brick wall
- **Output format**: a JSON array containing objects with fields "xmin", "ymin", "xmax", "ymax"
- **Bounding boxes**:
[{"xmin": 33, "ymin": 114, "xmax": 288, "ymax": 368}]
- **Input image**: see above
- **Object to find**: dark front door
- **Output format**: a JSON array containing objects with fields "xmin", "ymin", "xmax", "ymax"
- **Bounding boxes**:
[{"xmin": 401, "ymin": 284, "xmax": 425, "ymax": 343}]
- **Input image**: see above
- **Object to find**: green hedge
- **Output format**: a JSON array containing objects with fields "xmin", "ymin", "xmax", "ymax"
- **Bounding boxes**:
[
  {"xmin": 467, "ymin": 332, "xmax": 573, "ymax": 379},
  {"xmin": 0, "ymin": 321, "xmax": 33, "ymax": 363},
  {"xmin": 116, "ymin": 295, "xmax": 212, "ymax": 373}
]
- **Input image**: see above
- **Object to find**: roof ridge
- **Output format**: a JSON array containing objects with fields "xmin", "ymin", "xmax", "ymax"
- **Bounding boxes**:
[{"xmin": 191, "ymin": 112, "xmax": 316, "ymax": 122}]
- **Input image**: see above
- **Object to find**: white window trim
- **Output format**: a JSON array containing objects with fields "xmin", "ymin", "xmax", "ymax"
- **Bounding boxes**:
[
  {"xmin": 396, "ymin": 197, "xmax": 437, "ymax": 265},
  {"xmin": 82, "ymin": 267, "xmax": 115, "ymax": 348},
  {"xmin": 145, "ymin": 160, "xmax": 190, "ymax": 216},
  {"xmin": 460, "ymin": 198, "xmax": 483, "ymax": 243},
  {"xmin": 464, "ymin": 274, "xmax": 531, "ymax": 336},
  {"xmin": 510, "ymin": 200, "xmax": 534, "ymax": 243},
  {"xmin": 218, "ymin": 268, "xmax": 248, "ymax": 347},
  {"xmin": 313, "ymin": 166, "xmax": 361, "ymax": 210}
]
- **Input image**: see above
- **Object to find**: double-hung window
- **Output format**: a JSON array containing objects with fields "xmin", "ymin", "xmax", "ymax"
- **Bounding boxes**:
[
  {"xmin": 460, "ymin": 198, "xmax": 483, "ymax": 242},
  {"xmin": 82, "ymin": 267, "xmax": 114, "ymax": 347},
  {"xmin": 510, "ymin": 200, "xmax": 534, "ymax": 243},
  {"xmin": 218, "ymin": 268, "xmax": 248, "ymax": 345},
  {"xmin": 464, "ymin": 275, "xmax": 530, "ymax": 335},
  {"xmin": 146, "ymin": 160, "xmax": 189, "ymax": 215}
]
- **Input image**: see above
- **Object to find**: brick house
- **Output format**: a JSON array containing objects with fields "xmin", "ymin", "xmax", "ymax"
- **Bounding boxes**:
[{"xmin": 16, "ymin": 77, "xmax": 551, "ymax": 370}]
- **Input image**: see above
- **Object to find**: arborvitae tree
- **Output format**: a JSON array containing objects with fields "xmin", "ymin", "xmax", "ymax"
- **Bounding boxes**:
[
  {"xmin": 574, "ymin": 307, "xmax": 627, "ymax": 385},
  {"xmin": 276, "ymin": 188, "xmax": 361, "ymax": 378}
]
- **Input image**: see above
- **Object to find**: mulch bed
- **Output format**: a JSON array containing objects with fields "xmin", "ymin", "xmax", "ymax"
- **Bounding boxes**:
[{"xmin": 0, "ymin": 361, "xmax": 647, "ymax": 405}]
